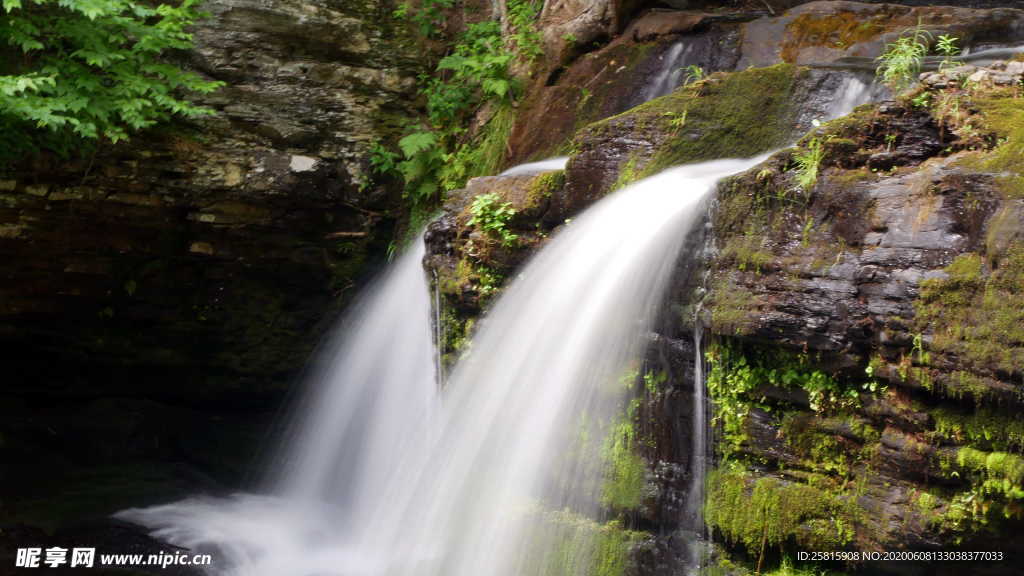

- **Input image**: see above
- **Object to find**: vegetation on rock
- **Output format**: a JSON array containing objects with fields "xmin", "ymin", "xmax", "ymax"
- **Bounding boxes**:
[
  {"xmin": 916, "ymin": 246, "xmax": 1024, "ymax": 377},
  {"xmin": 468, "ymin": 191, "xmax": 518, "ymax": 247},
  {"xmin": 371, "ymin": 0, "xmax": 542, "ymax": 223}
]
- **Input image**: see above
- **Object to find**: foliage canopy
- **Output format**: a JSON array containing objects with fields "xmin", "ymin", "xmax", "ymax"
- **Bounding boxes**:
[{"xmin": 0, "ymin": 0, "xmax": 222, "ymax": 160}]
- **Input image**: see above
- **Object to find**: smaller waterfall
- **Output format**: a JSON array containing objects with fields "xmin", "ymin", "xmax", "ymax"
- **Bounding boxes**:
[
  {"xmin": 499, "ymin": 156, "xmax": 568, "ymax": 176},
  {"xmin": 685, "ymin": 318, "xmax": 709, "ymax": 572},
  {"xmin": 640, "ymin": 40, "xmax": 695, "ymax": 102},
  {"xmin": 272, "ymin": 237, "xmax": 438, "ymax": 507},
  {"xmin": 117, "ymin": 237, "xmax": 439, "ymax": 576}
]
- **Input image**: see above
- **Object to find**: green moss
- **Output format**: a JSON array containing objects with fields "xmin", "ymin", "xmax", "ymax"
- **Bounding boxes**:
[
  {"xmin": 941, "ymin": 370, "xmax": 993, "ymax": 402},
  {"xmin": 705, "ymin": 463, "xmax": 859, "ymax": 553},
  {"xmin": 915, "ymin": 244, "xmax": 1024, "ymax": 376},
  {"xmin": 640, "ymin": 64, "xmax": 802, "ymax": 178},
  {"xmin": 720, "ymin": 234, "xmax": 773, "ymax": 274},
  {"xmin": 526, "ymin": 169, "xmax": 565, "ymax": 210},
  {"xmin": 521, "ymin": 508, "xmax": 647, "ymax": 576},
  {"xmin": 707, "ymin": 278, "xmax": 759, "ymax": 336},
  {"xmin": 973, "ymin": 96, "xmax": 1024, "ymax": 175},
  {"xmin": 956, "ymin": 447, "xmax": 1024, "ymax": 500},
  {"xmin": 581, "ymin": 64, "xmax": 803, "ymax": 186},
  {"xmin": 781, "ymin": 412, "xmax": 876, "ymax": 477},
  {"xmin": 601, "ymin": 398, "xmax": 648, "ymax": 511},
  {"xmin": 930, "ymin": 405, "xmax": 1024, "ymax": 453},
  {"xmin": 611, "ymin": 153, "xmax": 641, "ymax": 191},
  {"xmin": 828, "ymin": 166, "xmax": 874, "ymax": 188},
  {"xmin": 439, "ymin": 306, "xmax": 473, "ymax": 367}
]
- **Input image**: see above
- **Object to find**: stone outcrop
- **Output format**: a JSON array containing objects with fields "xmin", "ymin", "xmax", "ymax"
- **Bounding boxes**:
[{"xmin": 510, "ymin": 0, "xmax": 1024, "ymax": 170}]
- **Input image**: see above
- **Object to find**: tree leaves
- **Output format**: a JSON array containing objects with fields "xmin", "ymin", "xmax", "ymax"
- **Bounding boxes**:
[{"xmin": 0, "ymin": 0, "xmax": 223, "ymax": 161}]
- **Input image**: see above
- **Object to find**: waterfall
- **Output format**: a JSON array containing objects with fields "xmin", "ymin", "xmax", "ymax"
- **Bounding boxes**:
[
  {"xmin": 116, "ymin": 238, "xmax": 440, "ymax": 574},
  {"xmin": 117, "ymin": 156, "xmax": 767, "ymax": 576},
  {"xmin": 640, "ymin": 40, "xmax": 694, "ymax": 103},
  {"xmin": 685, "ymin": 318, "xmax": 709, "ymax": 572}
]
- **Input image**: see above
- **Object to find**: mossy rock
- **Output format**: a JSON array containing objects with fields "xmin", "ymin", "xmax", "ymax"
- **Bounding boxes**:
[{"xmin": 562, "ymin": 64, "xmax": 818, "ymax": 217}]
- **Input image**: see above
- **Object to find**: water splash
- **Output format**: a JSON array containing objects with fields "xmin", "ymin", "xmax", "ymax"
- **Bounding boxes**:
[{"xmin": 118, "ymin": 157, "xmax": 768, "ymax": 576}]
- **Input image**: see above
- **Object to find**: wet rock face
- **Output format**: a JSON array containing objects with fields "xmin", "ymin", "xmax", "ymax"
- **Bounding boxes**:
[
  {"xmin": 0, "ymin": 0, "xmax": 420, "ymax": 528},
  {"xmin": 739, "ymin": 1, "xmax": 1024, "ymax": 68},
  {"xmin": 697, "ymin": 74, "xmax": 1024, "ymax": 561},
  {"xmin": 508, "ymin": 10, "xmax": 743, "ymax": 164}
]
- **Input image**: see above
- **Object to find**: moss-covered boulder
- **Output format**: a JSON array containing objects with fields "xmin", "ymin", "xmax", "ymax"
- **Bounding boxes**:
[{"xmin": 561, "ymin": 63, "xmax": 863, "ymax": 218}]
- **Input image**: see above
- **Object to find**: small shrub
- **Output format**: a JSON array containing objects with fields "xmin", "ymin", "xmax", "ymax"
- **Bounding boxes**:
[
  {"xmin": 876, "ymin": 23, "xmax": 932, "ymax": 92},
  {"xmin": 936, "ymin": 34, "xmax": 961, "ymax": 71},
  {"xmin": 793, "ymin": 137, "xmax": 825, "ymax": 192},
  {"xmin": 467, "ymin": 192, "xmax": 518, "ymax": 246}
]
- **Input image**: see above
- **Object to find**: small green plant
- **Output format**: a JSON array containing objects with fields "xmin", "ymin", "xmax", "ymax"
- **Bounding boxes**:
[
  {"xmin": 468, "ymin": 192, "xmax": 518, "ymax": 246},
  {"xmin": 801, "ymin": 217, "xmax": 815, "ymax": 247},
  {"xmin": 682, "ymin": 64, "xmax": 705, "ymax": 86},
  {"xmin": 374, "ymin": 18, "xmax": 525, "ymax": 211},
  {"xmin": 936, "ymin": 34, "xmax": 961, "ymax": 70},
  {"xmin": 663, "ymin": 109, "xmax": 688, "ymax": 131},
  {"xmin": 885, "ymin": 133, "xmax": 898, "ymax": 152},
  {"xmin": 793, "ymin": 137, "xmax": 825, "ymax": 192},
  {"xmin": 475, "ymin": 266, "xmax": 504, "ymax": 297},
  {"xmin": 876, "ymin": 23, "xmax": 932, "ymax": 92},
  {"xmin": 396, "ymin": 131, "xmax": 446, "ymax": 204},
  {"xmin": 911, "ymin": 92, "xmax": 932, "ymax": 108}
]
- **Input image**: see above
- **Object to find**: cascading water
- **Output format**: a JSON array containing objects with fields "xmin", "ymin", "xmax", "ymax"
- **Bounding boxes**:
[
  {"xmin": 499, "ymin": 156, "xmax": 569, "ymax": 176},
  {"xmin": 117, "ymin": 156, "xmax": 766, "ymax": 576},
  {"xmin": 684, "ymin": 318, "xmax": 709, "ymax": 572},
  {"xmin": 640, "ymin": 40, "xmax": 695, "ymax": 102}
]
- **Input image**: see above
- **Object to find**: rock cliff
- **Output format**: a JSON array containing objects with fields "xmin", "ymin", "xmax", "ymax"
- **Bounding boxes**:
[
  {"xmin": 424, "ymin": 2, "xmax": 1024, "ymax": 574},
  {"xmin": 1, "ymin": 0, "xmax": 422, "ymax": 531}
]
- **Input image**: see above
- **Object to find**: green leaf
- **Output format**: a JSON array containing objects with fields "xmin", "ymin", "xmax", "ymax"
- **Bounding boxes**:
[
  {"xmin": 481, "ymin": 78, "xmax": 509, "ymax": 98},
  {"xmin": 398, "ymin": 131, "xmax": 437, "ymax": 158}
]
